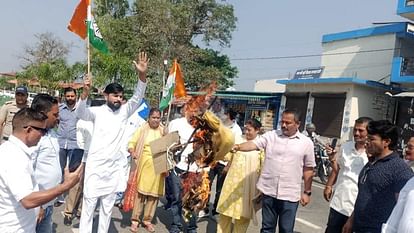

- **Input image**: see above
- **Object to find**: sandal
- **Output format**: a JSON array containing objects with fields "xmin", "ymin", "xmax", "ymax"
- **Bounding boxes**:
[
  {"xmin": 142, "ymin": 222, "xmax": 156, "ymax": 233},
  {"xmin": 129, "ymin": 221, "xmax": 139, "ymax": 233}
]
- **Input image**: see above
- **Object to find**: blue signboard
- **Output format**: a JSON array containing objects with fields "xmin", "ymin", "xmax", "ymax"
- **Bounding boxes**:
[{"xmin": 293, "ymin": 67, "xmax": 324, "ymax": 80}]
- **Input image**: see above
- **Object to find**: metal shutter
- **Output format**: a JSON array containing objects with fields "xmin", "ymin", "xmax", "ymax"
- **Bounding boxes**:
[
  {"xmin": 311, "ymin": 93, "xmax": 346, "ymax": 138},
  {"xmin": 285, "ymin": 93, "xmax": 309, "ymax": 132}
]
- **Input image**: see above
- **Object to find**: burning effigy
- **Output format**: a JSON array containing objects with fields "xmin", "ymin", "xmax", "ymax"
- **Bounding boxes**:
[{"xmin": 172, "ymin": 84, "xmax": 235, "ymax": 221}]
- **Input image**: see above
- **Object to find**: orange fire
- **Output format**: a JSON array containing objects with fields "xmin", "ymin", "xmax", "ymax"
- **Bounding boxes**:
[
  {"xmin": 180, "ymin": 82, "xmax": 218, "ymax": 221},
  {"xmin": 181, "ymin": 171, "xmax": 210, "ymax": 221},
  {"xmin": 196, "ymin": 171, "xmax": 211, "ymax": 207}
]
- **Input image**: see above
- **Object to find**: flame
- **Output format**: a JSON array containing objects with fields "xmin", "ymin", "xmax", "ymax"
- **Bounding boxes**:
[
  {"xmin": 195, "ymin": 171, "xmax": 210, "ymax": 206},
  {"xmin": 181, "ymin": 171, "xmax": 211, "ymax": 222},
  {"xmin": 185, "ymin": 82, "xmax": 217, "ymax": 120},
  {"xmin": 179, "ymin": 82, "xmax": 219, "ymax": 221}
]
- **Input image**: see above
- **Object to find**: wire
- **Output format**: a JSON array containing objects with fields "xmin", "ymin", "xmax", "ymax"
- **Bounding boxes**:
[{"xmin": 231, "ymin": 48, "xmax": 400, "ymax": 61}]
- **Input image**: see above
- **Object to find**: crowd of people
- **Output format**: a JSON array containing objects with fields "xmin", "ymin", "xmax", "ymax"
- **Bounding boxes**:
[{"xmin": 1, "ymin": 51, "xmax": 414, "ymax": 233}]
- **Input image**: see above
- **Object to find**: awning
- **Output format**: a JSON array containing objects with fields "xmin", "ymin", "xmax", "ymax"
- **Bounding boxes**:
[
  {"xmin": 393, "ymin": 92, "xmax": 414, "ymax": 97},
  {"xmin": 188, "ymin": 91, "xmax": 281, "ymax": 102},
  {"xmin": 277, "ymin": 77, "xmax": 392, "ymax": 90}
]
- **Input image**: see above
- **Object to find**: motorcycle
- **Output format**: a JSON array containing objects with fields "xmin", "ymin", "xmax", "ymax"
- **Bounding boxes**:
[{"xmin": 310, "ymin": 135, "xmax": 333, "ymax": 184}]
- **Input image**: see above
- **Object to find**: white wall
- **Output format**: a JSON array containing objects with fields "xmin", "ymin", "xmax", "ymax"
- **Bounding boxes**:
[
  {"xmin": 321, "ymin": 34, "xmax": 396, "ymax": 83},
  {"xmin": 282, "ymin": 83, "xmax": 392, "ymax": 142},
  {"xmin": 254, "ymin": 79, "xmax": 286, "ymax": 92},
  {"xmin": 284, "ymin": 82, "xmax": 352, "ymax": 93},
  {"xmin": 350, "ymin": 85, "xmax": 393, "ymax": 121}
]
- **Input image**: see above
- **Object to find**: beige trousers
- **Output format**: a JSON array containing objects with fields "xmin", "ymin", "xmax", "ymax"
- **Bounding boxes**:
[
  {"xmin": 131, "ymin": 192, "xmax": 159, "ymax": 224},
  {"xmin": 64, "ymin": 179, "xmax": 83, "ymax": 217},
  {"xmin": 217, "ymin": 214, "xmax": 250, "ymax": 233}
]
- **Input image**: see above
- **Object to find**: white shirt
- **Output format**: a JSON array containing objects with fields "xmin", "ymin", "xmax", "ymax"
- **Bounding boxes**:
[
  {"xmin": 330, "ymin": 141, "xmax": 368, "ymax": 216},
  {"xmin": 382, "ymin": 177, "xmax": 414, "ymax": 233},
  {"xmin": 168, "ymin": 117, "xmax": 198, "ymax": 172},
  {"xmin": 76, "ymin": 80, "xmax": 146, "ymax": 198},
  {"xmin": 229, "ymin": 121, "xmax": 242, "ymax": 137},
  {"xmin": 0, "ymin": 135, "xmax": 39, "ymax": 233},
  {"xmin": 32, "ymin": 130, "xmax": 62, "ymax": 208},
  {"xmin": 76, "ymin": 120, "xmax": 93, "ymax": 162}
]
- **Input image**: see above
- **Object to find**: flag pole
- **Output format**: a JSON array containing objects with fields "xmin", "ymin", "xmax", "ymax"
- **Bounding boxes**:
[
  {"xmin": 86, "ymin": 3, "xmax": 91, "ymax": 76},
  {"xmin": 165, "ymin": 96, "xmax": 174, "ymax": 126}
]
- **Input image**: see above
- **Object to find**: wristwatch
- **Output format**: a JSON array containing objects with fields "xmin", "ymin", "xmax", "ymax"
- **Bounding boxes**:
[{"xmin": 304, "ymin": 191, "xmax": 312, "ymax": 196}]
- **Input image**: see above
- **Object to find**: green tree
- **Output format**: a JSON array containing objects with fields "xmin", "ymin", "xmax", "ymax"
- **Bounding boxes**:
[{"xmin": 91, "ymin": 0, "xmax": 237, "ymax": 104}]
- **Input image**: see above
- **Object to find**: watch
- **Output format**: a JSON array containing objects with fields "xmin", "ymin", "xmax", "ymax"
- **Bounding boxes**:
[{"xmin": 304, "ymin": 191, "xmax": 312, "ymax": 196}]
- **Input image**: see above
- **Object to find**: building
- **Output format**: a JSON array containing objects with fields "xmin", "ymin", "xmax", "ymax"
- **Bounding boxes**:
[{"xmin": 275, "ymin": 1, "xmax": 414, "ymax": 142}]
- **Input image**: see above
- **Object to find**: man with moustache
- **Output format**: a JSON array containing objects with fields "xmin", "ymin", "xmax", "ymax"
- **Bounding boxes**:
[
  {"xmin": 232, "ymin": 109, "xmax": 315, "ymax": 233},
  {"xmin": 30, "ymin": 94, "xmax": 62, "ymax": 233},
  {"xmin": 57, "ymin": 87, "xmax": 79, "ymax": 180},
  {"xmin": 323, "ymin": 117, "xmax": 372, "ymax": 233},
  {"xmin": 57, "ymin": 87, "xmax": 86, "ymax": 225},
  {"xmin": 0, "ymin": 86, "xmax": 29, "ymax": 144},
  {"xmin": 76, "ymin": 52, "xmax": 149, "ymax": 233},
  {"xmin": 343, "ymin": 120, "xmax": 414, "ymax": 233}
]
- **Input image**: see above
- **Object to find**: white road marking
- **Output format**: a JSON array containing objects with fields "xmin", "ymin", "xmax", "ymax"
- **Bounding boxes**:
[
  {"xmin": 72, "ymin": 229, "xmax": 79, "ymax": 233},
  {"xmin": 296, "ymin": 217, "xmax": 322, "ymax": 230}
]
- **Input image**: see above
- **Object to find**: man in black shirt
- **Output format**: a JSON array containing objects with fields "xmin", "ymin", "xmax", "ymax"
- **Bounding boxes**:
[{"xmin": 342, "ymin": 120, "xmax": 413, "ymax": 233}]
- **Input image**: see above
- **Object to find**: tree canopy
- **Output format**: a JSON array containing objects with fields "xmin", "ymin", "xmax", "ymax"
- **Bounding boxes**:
[
  {"xmin": 17, "ymin": 1, "xmax": 238, "ymax": 104},
  {"xmin": 93, "ymin": 0, "xmax": 238, "ymax": 104}
]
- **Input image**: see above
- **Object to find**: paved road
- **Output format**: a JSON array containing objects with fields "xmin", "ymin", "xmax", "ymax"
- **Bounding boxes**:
[{"xmin": 52, "ymin": 179, "xmax": 329, "ymax": 233}]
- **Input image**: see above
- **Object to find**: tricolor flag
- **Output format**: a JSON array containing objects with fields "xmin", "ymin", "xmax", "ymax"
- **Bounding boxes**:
[
  {"xmin": 159, "ymin": 60, "xmax": 186, "ymax": 111},
  {"xmin": 68, "ymin": 0, "xmax": 109, "ymax": 54}
]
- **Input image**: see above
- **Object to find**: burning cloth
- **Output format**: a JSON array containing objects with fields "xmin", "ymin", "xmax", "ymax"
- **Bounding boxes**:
[{"xmin": 180, "ymin": 110, "xmax": 235, "ymax": 221}]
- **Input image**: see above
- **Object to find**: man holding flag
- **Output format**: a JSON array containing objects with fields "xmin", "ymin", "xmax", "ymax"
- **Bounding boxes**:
[{"xmin": 75, "ymin": 52, "xmax": 149, "ymax": 233}]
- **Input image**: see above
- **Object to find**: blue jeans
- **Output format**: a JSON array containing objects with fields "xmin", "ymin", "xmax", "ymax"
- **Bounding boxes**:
[
  {"xmin": 36, "ymin": 205, "xmax": 53, "ymax": 233},
  {"xmin": 261, "ymin": 195, "xmax": 299, "ymax": 233},
  {"xmin": 165, "ymin": 168, "xmax": 197, "ymax": 233}
]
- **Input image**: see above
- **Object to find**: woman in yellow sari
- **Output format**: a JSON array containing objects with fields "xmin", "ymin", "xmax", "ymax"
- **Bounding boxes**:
[
  {"xmin": 128, "ymin": 108, "xmax": 164, "ymax": 232},
  {"xmin": 217, "ymin": 119, "xmax": 264, "ymax": 233}
]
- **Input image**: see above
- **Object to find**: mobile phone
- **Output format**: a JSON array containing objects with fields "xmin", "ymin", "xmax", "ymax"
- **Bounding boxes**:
[
  {"xmin": 331, "ymin": 138, "xmax": 338, "ymax": 149},
  {"xmin": 68, "ymin": 149, "xmax": 84, "ymax": 172}
]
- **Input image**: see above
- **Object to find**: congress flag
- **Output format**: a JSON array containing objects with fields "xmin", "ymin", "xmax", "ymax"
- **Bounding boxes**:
[
  {"xmin": 87, "ymin": 11, "xmax": 109, "ymax": 54},
  {"xmin": 68, "ymin": 0, "xmax": 109, "ymax": 54},
  {"xmin": 67, "ymin": 0, "xmax": 89, "ymax": 39},
  {"xmin": 159, "ymin": 60, "xmax": 186, "ymax": 111}
]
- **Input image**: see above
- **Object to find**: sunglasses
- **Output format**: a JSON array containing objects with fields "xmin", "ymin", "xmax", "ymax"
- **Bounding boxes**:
[{"xmin": 24, "ymin": 125, "xmax": 48, "ymax": 135}]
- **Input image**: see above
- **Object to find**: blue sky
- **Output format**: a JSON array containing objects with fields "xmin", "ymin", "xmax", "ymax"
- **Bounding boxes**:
[{"xmin": 0, "ymin": 0, "xmax": 403, "ymax": 91}]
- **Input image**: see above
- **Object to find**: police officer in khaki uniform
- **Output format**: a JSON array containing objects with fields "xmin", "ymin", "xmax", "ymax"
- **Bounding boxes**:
[{"xmin": 0, "ymin": 86, "xmax": 29, "ymax": 144}]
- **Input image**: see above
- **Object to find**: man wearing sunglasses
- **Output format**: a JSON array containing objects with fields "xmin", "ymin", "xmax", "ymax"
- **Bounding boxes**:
[
  {"xmin": 0, "ymin": 108, "xmax": 82, "ymax": 232},
  {"xmin": 343, "ymin": 120, "xmax": 414, "ymax": 233}
]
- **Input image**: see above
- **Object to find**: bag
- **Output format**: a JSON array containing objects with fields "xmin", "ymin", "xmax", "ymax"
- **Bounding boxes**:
[{"xmin": 122, "ymin": 167, "xmax": 138, "ymax": 212}]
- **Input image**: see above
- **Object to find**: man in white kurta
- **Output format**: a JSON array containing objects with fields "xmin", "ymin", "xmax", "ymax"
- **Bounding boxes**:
[{"xmin": 77, "ymin": 52, "xmax": 149, "ymax": 233}]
